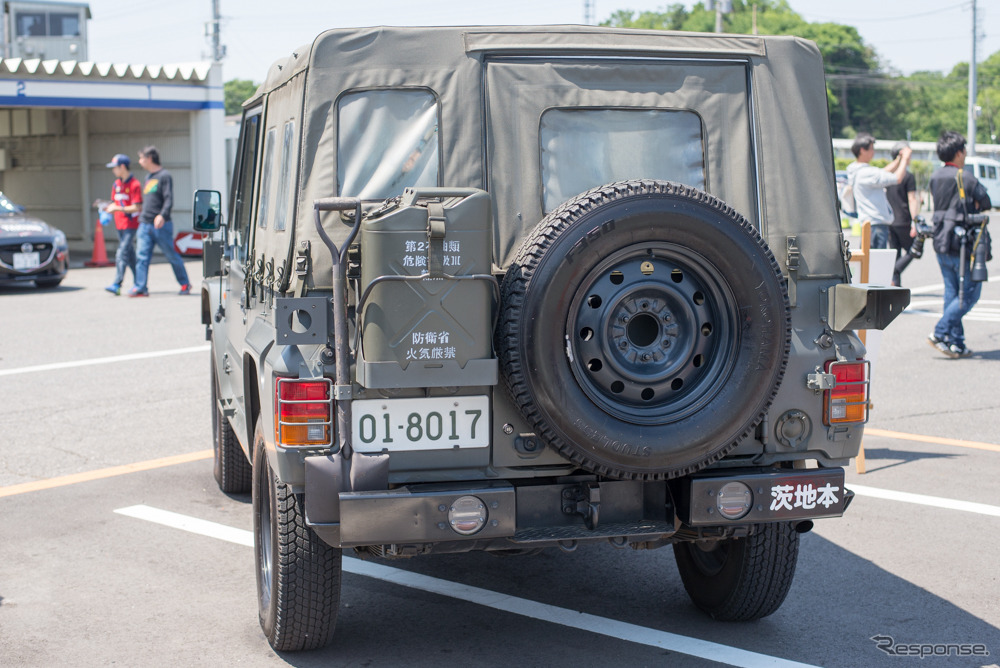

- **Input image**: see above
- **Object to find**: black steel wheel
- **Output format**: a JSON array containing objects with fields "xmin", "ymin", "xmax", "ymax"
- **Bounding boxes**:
[
  {"xmin": 673, "ymin": 522, "xmax": 800, "ymax": 621},
  {"xmin": 252, "ymin": 418, "xmax": 341, "ymax": 651},
  {"xmin": 567, "ymin": 242, "xmax": 738, "ymax": 425},
  {"xmin": 211, "ymin": 344, "xmax": 251, "ymax": 493},
  {"xmin": 497, "ymin": 180, "xmax": 791, "ymax": 480}
]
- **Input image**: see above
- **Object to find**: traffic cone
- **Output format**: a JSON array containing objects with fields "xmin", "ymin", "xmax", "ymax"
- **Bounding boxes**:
[{"xmin": 85, "ymin": 219, "xmax": 114, "ymax": 267}]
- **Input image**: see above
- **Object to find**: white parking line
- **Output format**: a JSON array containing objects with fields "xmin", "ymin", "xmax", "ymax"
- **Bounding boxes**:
[
  {"xmin": 114, "ymin": 504, "xmax": 818, "ymax": 668},
  {"xmin": 849, "ymin": 484, "xmax": 1000, "ymax": 517},
  {"xmin": 902, "ymin": 277, "xmax": 1000, "ymax": 322},
  {"xmin": 0, "ymin": 345, "xmax": 210, "ymax": 377}
]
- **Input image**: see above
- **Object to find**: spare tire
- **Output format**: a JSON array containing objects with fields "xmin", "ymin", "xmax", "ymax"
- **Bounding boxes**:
[{"xmin": 497, "ymin": 180, "xmax": 791, "ymax": 480}]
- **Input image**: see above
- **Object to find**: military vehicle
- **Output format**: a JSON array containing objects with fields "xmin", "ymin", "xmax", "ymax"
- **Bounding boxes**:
[{"xmin": 193, "ymin": 25, "xmax": 908, "ymax": 651}]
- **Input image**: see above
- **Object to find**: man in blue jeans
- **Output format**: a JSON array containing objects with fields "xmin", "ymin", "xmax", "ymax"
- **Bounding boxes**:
[
  {"xmin": 129, "ymin": 145, "xmax": 191, "ymax": 296},
  {"xmin": 927, "ymin": 131, "xmax": 991, "ymax": 358}
]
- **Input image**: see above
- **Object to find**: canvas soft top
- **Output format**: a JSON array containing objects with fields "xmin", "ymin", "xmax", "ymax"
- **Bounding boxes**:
[{"xmin": 244, "ymin": 26, "xmax": 842, "ymax": 291}]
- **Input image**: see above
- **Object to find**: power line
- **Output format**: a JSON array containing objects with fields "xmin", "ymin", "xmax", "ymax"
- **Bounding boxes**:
[{"xmin": 799, "ymin": 1, "xmax": 967, "ymax": 24}]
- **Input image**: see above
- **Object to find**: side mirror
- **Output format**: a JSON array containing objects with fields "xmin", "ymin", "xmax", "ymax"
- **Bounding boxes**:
[{"xmin": 193, "ymin": 189, "xmax": 222, "ymax": 232}]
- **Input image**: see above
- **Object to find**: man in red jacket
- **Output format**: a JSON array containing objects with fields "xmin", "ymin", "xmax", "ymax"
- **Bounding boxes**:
[{"xmin": 104, "ymin": 154, "xmax": 143, "ymax": 295}]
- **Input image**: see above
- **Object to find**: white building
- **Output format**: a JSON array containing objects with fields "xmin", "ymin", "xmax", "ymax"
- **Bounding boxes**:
[
  {"xmin": 3, "ymin": 0, "xmax": 91, "ymax": 61},
  {"xmin": 0, "ymin": 56, "xmax": 227, "ymax": 246}
]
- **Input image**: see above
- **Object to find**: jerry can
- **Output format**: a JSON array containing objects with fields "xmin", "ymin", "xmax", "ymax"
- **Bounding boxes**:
[{"xmin": 357, "ymin": 187, "xmax": 498, "ymax": 388}]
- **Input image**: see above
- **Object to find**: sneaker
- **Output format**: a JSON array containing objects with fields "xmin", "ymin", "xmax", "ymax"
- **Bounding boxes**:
[
  {"xmin": 927, "ymin": 333, "xmax": 945, "ymax": 349},
  {"xmin": 178, "ymin": 284, "xmax": 191, "ymax": 295},
  {"xmin": 104, "ymin": 284, "xmax": 121, "ymax": 296},
  {"xmin": 949, "ymin": 344, "xmax": 973, "ymax": 358},
  {"xmin": 128, "ymin": 287, "xmax": 149, "ymax": 298},
  {"xmin": 934, "ymin": 341, "xmax": 958, "ymax": 359}
]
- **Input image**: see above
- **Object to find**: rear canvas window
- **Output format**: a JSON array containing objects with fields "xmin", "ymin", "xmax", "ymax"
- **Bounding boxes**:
[
  {"xmin": 540, "ymin": 108, "xmax": 705, "ymax": 212},
  {"xmin": 337, "ymin": 89, "xmax": 440, "ymax": 200}
]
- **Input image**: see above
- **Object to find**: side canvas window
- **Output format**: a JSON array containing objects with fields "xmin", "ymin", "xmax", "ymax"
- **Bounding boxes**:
[
  {"xmin": 230, "ymin": 109, "xmax": 262, "ymax": 263},
  {"xmin": 337, "ymin": 89, "xmax": 439, "ymax": 199},
  {"xmin": 274, "ymin": 121, "xmax": 296, "ymax": 231},
  {"xmin": 257, "ymin": 128, "xmax": 276, "ymax": 230}
]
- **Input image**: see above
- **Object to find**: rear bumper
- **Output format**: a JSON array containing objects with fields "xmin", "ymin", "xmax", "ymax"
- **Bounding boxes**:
[
  {"xmin": 303, "ymin": 454, "xmax": 848, "ymax": 549},
  {"xmin": 677, "ymin": 467, "xmax": 849, "ymax": 526}
]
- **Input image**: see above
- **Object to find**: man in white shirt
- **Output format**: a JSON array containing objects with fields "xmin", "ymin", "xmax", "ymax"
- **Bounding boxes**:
[{"xmin": 846, "ymin": 133, "xmax": 912, "ymax": 249}]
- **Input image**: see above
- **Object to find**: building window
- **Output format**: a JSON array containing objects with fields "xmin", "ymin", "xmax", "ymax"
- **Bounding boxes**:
[
  {"xmin": 539, "ymin": 108, "xmax": 705, "ymax": 212},
  {"xmin": 337, "ymin": 89, "xmax": 439, "ymax": 200},
  {"xmin": 15, "ymin": 13, "xmax": 46, "ymax": 37},
  {"xmin": 48, "ymin": 13, "xmax": 81, "ymax": 37}
]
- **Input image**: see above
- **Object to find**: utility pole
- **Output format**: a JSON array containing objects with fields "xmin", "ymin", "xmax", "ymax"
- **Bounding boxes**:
[
  {"xmin": 968, "ymin": 0, "xmax": 978, "ymax": 155},
  {"xmin": 209, "ymin": 0, "xmax": 226, "ymax": 62},
  {"xmin": 583, "ymin": 0, "xmax": 594, "ymax": 25},
  {"xmin": 707, "ymin": 0, "xmax": 732, "ymax": 34}
]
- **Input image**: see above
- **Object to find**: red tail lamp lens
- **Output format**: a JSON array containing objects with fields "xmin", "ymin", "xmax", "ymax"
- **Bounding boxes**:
[{"xmin": 274, "ymin": 379, "xmax": 332, "ymax": 446}]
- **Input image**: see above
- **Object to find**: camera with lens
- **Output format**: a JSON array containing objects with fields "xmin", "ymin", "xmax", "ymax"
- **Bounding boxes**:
[
  {"xmin": 908, "ymin": 215, "xmax": 933, "ymax": 258},
  {"xmin": 966, "ymin": 215, "xmax": 990, "ymax": 282}
]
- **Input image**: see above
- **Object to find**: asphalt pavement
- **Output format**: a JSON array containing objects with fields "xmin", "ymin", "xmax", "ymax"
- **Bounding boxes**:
[{"xmin": 1, "ymin": 251, "xmax": 998, "ymax": 667}]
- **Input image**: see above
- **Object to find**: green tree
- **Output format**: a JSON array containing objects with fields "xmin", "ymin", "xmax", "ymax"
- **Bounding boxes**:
[
  {"xmin": 604, "ymin": 1, "xmax": 909, "ymax": 138},
  {"xmin": 224, "ymin": 79, "xmax": 259, "ymax": 116}
]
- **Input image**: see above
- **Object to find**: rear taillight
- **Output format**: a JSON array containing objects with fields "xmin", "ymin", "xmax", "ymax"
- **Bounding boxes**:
[
  {"xmin": 274, "ymin": 378, "xmax": 333, "ymax": 447},
  {"xmin": 822, "ymin": 360, "xmax": 870, "ymax": 425}
]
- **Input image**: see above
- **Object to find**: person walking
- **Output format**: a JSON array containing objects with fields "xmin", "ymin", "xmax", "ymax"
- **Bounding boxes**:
[
  {"xmin": 129, "ymin": 146, "xmax": 191, "ymax": 297},
  {"xmin": 927, "ymin": 131, "xmax": 991, "ymax": 358},
  {"xmin": 885, "ymin": 141, "xmax": 922, "ymax": 286},
  {"xmin": 846, "ymin": 133, "xmax": 912, "ymax": 249},
  {"xmin": 103, "ymin": 154, "xmax": 143, "ymax": 295}
]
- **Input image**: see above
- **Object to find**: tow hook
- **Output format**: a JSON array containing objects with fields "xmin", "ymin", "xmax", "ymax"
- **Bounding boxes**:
[{"xmin": 562, "ymin": 482, "xmax": 601, "ymax": 530}]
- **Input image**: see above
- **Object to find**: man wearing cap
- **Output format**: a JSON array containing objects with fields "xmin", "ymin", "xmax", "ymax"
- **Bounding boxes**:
[{"xmin": 104, "ymin": 154, "xmax": 143, "ymax": 295}]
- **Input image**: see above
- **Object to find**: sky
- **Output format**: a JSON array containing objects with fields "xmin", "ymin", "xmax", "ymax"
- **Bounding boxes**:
[{"xmin": 81, "ymin": 0, "xmax": 999, "ymax": 83}]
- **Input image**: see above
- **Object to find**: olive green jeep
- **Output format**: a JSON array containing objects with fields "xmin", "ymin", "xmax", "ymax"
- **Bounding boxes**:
[{"xmin": 193, "ymin": 25, "xmax": 908, "ymax": 651}]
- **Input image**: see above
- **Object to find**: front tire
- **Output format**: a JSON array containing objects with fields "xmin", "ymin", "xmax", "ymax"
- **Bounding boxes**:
[
  {"xmin": 35, "ymin": 277, "xmax": 63, "ymax": 288},
  {"xmin": 673, "ymin": 522, "xmax": 799, "ymax": 621},
  {"xmin": 211, "ymin": 346, "xmax": 251, "ymax": 493},
  {"xmin": 252, "ymin": 418, "xmax": 341, "ymax": 651}
]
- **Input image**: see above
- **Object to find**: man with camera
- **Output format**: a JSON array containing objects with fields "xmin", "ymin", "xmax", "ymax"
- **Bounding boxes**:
[{"xmin": 928, "ymin": 130, "xmax": 992, "ymax": 359}]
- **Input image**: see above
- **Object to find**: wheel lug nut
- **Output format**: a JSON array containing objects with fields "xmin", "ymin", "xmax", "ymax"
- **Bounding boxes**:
[
  {"xmin": 619, "ymin": 340, "xmax": 628, "ymax": 350},
  {"xmin": 620, "ymin": 314, "xmax": 629, "ymax": 323},
  {"xmin": 662, "ymin": 340, "xmax": 671, "ymax": 348},
  {"xmin": 641, "ymin": 353, "xmax": 652, "ymax": 361},
  {"xmin": 662, "ymin": 314, "xmax": 672, "ymax": 322}
]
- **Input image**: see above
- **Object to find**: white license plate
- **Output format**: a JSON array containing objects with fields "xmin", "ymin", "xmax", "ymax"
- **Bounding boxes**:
[
  {"xmin": 14, "ymin": 251, "xmax": 40, "ymax": 271},
  {"xmin": 352, "ymin": 395, "xmax": 489, "ymax": 453}
]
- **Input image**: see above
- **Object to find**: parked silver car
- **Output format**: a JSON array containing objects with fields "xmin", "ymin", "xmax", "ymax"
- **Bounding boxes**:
[{"xmin": 0, "ymin": 193, "xmax": 69, "ymax": 288}]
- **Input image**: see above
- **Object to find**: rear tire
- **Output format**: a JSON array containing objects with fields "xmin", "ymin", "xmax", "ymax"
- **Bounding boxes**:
[
  {"xmin": 673, "ymin": 522, "xmax": 799, "ymax": 621},
  {"xmin": 211, "ymin": 348, "xmax": 251, "ymax": 493},
  {"xmin": 252, "ymin": 418, "xmax": 341, "ymax": 651}
]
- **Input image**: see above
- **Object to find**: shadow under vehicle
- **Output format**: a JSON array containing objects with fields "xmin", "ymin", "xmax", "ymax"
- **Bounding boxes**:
[{"xmin": 192, "ymin": 25, "xmax": 908, "ymax": 651}]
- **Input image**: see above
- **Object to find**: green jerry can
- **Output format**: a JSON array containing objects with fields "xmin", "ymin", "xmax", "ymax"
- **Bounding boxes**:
[{"xmin": 357, "ymin": 187, "xmax": 498, "ymax": 389}]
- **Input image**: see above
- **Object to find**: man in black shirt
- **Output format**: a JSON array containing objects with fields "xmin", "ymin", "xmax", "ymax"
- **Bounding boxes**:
[
  {"xmin": 129, "ymin": 146, "xmax": 192, "ymax": 296},
  {"xmin": 885, "ymin": 141, "xmax": 921, "ymax": 286},
  {"xmin": 927, "ymin": 131, "xmax": 991, "ymax": 358}
]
